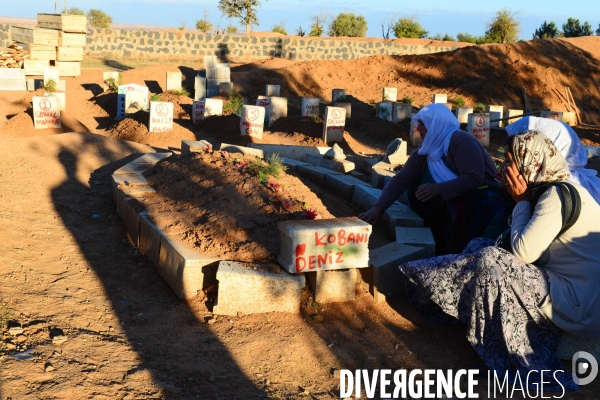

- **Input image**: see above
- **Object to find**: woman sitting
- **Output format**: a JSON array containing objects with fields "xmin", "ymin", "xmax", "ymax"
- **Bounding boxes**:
[
  {"xmin": 400, "ymin": 130, "xmax": 600, "ymax": 391},
  {"xmin": 359, "ymin": 103, "xmax": 511, "ymax": 254}
]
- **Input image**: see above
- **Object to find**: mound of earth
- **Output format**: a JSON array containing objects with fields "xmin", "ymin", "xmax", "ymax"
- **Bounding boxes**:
[{"xmin": 140, "ymin": 150, "xmax": 335, "ymax": 262}]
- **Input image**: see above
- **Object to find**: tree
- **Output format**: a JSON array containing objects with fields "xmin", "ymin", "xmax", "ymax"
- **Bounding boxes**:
[
  {"xmin": 87, "ymin": 9, "xmax": 112, "ymax": 28},
  {"xmin": 329, "ymin": 13, "xmax": 367, "ymax": 37},
  {"xmin": 533, "ymin": 21, "xmax": 559, "ymax": 39},
  {"xmin": 218, "ymin": 0, "xmax": 265, "ymax": 34},
  {"xmin": 271, "ymin": 20, "xmax": 287, "ymax": 35},
  {"xmin": 196, "ymin": 7, "xmax": 213, "ymax": 33},
  {"xmin": 295, "ymin": 26, "xmax": 306, "ymax": 37},
  {"xmin": 562, "ymin": 18, "xmax": 594, "ymax": 37},
  {"xmin": 380, "ymin": 13, "xmax": 398, "ymax": 40},
  {"xmin": 308, "ymin": 13, "xmax": 329, "ymax": 37},
  {"xmin": 392, "ymin": 17, "xmax": 428, "ymax": 39},
  {"xmin": 485, "ymin": 8, "xmax": 520, "ymax": 43},
  {"xmin": 597, "ymin": 24, "xmax": 600, "ymax": 36},
  {"xmin": 63, "ymin": 7, "xmax": 84, "ymax": 15},
  {"xmin": 225, "ymin": 25, "xmax": 238, "ymax": 34}
]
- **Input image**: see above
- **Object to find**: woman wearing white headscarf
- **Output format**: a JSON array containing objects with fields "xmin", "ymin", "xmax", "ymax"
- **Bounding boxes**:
[
  {"xmin": 359, "ymin": 104, "xmax": 511, "ymax": 254},
  {"xmin": 400, "ymin": 131, "xmax": 600, "ymax": 393},
  {"xmin": 506, "ymin": 116, "xmax": 600, "ymax": 205}
]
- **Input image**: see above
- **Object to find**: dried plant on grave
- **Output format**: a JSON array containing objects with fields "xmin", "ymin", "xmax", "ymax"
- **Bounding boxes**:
[
  {"xmin": 150, "ymin": 94, "xmax": 161, "ymax": 102},
  {"xmin": 224, "ymin": 89, "xmax": 244, "ymax": 116},
  {"xmin": 401, "ymin": 96, "xmax": 413, "ymax": 104},
  {"xmin": 247, "ymin": 153, "xmax": 287, "ymax": 180},
  {"xmin": 454, "ymin": 96, "xmax": 465, "ymax": 108},
  {"xmin": 474, "ymin": 102, "xmax": 486, "ymax": 113},
  {"xmin": 105, "ymin": 73, "xmax": 123, "ymax": 92},
  {"xmin": 41, "ymin": 78, "xmax": 57, "ymax": 94},
  {"xmin": 173, "ymin": 87, "xmax": 190, "ymax": 97}
]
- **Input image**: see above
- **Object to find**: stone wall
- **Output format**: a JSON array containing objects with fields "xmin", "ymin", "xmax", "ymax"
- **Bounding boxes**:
[{"xmin": 83, "ymin": 28, "xmax": 461, "ymax": 62}]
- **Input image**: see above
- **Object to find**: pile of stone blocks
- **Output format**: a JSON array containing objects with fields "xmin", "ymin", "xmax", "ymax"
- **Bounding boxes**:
[
  {"xmin": 204, "ymin": 56, "xmax": 231, "ymax": 97},
  {"xmin": 0, "ymin": 68, "xmax": 26, "ymax": 91}
]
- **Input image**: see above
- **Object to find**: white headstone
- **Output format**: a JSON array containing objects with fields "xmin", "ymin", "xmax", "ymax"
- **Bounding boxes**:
[
  {"xmin": 455, "ymin": 107, "xmax": 473, "ymax": 124},
  {"xmin": 33, "ymin": 96, "xmax": 61, "ymax": 129},
  {"xmin": 467, "ymin": 113, "xmax": 490, "ymax": 147},
  {"xmin": 377, "ymin": 102, "xmax": 393, "ymax": 121},
  {"xmin": 323, "ymin": 106, "xmax": 346, "ymax": 143},
  {"xmin": 194, "ymin": 76, "xmax": 206, "ymax": 100},
  {"xmin": 432, "ymin": 94, "xmax": 447, "ymax": 104},
  {"xmin": 125, "ymin": 89, "xmax": 146, "ymax": 114},
  {"xmin": 410, "ymin": 116, "xmax": 422, "ymax": 146},
  {"xmin": 240, "ymin": 105, "xmax": 266, "ymax": 139},
  {"xmin": 148, "ymin": 101, "xmax": 174, "ymax": 133},
  {"xmin": 43, "ymin": 66, "xmax": 59, "ymax": 86},
  {"xmin": 215, "ymin": 63, "xmax": 231, "ymax": 80},
  {"xmin": 53, "ymin": 92, "xmax": 66, "ymax": 112},
  {"xmin": 487, "ymin": 105, "xmax": 504, "ymax": 127},
  {"xmin": 166, "ymin": 71, "xmax": 182, "ymax": 92},
  {"xmin": 266, "ymin": 85, "xmax": 280, "ymax": 97},
  {"xmin": 382, "ymin": 87, "xmax": 398, "ymax": 102},
  {"xmin": 301, "ymin": 98, "xmax": 320, "ymax": 117},
  {"xmin": 506, "ymin": 109, "xmax": 523, "ymax": 125},
  {"xmin": 334, "ymin": 102, "xmax": 351, "ymax": 119},
  {"xmin": 256, "ymin": 96, "xmax": 271, "ymax": 123},
  {"xmin": 393, "ymin": 103, "xmax": 412, "ymax": 123},
  {"xmin": 102, "ymin": 71, "xmax": 119, "ymax": 91},
  {"xmin": 203, "ymin": 98, "xmax": 223, "ymax": 117},
  {"xmin": 269, "ymin": 96, "xmax": 287, "ymax": 127},
  {"xmin": 332, "ymin": 89, "xmax": 346, "ymax": 103},
  {"xmin": 117, "ymin": 84, "xmax": 149, "ymax": 119},
  {"xmin": 192, "ymin": 100, "xmax": 205, "ymax": 124}
]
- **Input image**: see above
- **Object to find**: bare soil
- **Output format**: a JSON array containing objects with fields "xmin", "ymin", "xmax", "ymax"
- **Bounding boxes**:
[{"xmin": 1, "ymin": 37, "xmax": 600, "ymax": 399}]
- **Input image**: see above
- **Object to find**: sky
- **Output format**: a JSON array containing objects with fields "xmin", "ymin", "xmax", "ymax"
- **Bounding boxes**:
[{"xmin": 3, "ymin": 0, "xmax": 600, "ymax": 40}]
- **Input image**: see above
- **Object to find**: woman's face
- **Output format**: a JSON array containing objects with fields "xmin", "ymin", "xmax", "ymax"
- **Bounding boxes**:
[
  {"xmin": 417, "ymin": 119, "xmax": 428, "ymax": 139},
  {"xmin": 500, "ymin": 151, "xmax": 516, "ymax": 186}
]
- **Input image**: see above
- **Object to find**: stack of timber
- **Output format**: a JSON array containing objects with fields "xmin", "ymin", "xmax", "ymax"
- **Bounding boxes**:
[
  {"xmin": 11, "ymin": 13, "xmax": 87, "ymax": 76},
  {"xmin": 0, "ymin": 43, "xmax": 29, "ymax": 68}
]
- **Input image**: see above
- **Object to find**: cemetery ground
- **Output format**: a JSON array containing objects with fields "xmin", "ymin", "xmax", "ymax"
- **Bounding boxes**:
[{"xmin": 1, "ymin": 36, "xmax": 600, "ymax": 399}]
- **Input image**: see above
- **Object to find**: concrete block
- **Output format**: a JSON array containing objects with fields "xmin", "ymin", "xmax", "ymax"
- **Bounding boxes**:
[
  {"xmin": 371, "ymin": 166, "xmax": 396, "ymax": 189},
  {"xmin": 333, "ymin": 102, "xmax": 351, "ymax": 118},
  {"xmin": 324, "ymin": 173, "xmax": 370, "ymax": 201},
  {"xmin": 120, "ymin": 196, "xmax": 141, "ymax": 247},
  {"xmin": 248, "ymin": 143, "xmax": 327, "ymax": 161},
  {"xmin": 562, "ymin": 111, "xmax": 576, "ymax": 126},
  {"xmin": 395, "ymin": 227, "xmax": 435, "ymax": 256},
  {"xmin": 489, "ymin": 111, "xmax": 501, "ymax": 128},
  {"xmin": 377, "ymin": 101, "xmax": 393, "ymax": 121},
  {"xmin": 433, "ymin": 94, "xmax": 447, "ymax": 104},
  {"xmin": 467, "ymin": 113, "xmax": 490, "ymax": 147},
  {"xmin": 26, "ymin": 78, "xmax": 35, "ymax": 91},
  {"xmin": 205, "ymin": 67, "xmax": 216, "ymax": 80},
  {"xmin": 204, "ymin": 55, "xmax": 217, "ymax": 68},
  {"xmin": 584, "ymin": 146, "xmax": 600, "ymax": 158},
  {"xmin": 194, "ymin": 76, "xmax": 206, "ymax": 100},
  {"xmin": 203, "ymin": 98, "xmax": 223, "ymax": 117},
  {"xmin": 268, "ymin": 96, "xmax": 287, "ymax": 127},
  {"xmin": 219, "ymin": 82, "xmax": 233, "ymax": 94},
  {"xmin": 133, "ymin": 152, "xmax": 172, "ymax": 164},
  {"xmin": 157, "ymin": 236, "xmax": 220, "ymax": 299},
  {"xmin": 332, "ymin": 89, "xmax": 346, "ymax": 103},
  {"xmin": 487, "ymin": 105, "xmax": 504, "ymax": 127},
  {"xmin": 393, "ymin": 103, "xmax": 412, "ymax": 123},
  {"xmin": 351, "ymin": 185, "xmax": 383, "ymax": 211},
  {"xmin": 43, "ymin": 66, "xmax": 59, "ymax": 86},
  {"xmin": 301, "ymin": 97, "xmax": 320, "ymax": 117},
  {"xmin": 323, "ymin": 106, "xmax": 346, "ymax": 143},
  {"xmin": 120, "ymin": 187, "xmax": 157, "ymax": 198},
  {"xmin": 0, "ymin": 78, "xmax": 26, "ymax": 91},
  {"xmin": 296, "ymin": 165, "xmax": 343, "ymax": 186},
  {"xmin": 114, "ymin": 161, "xmax": 155, "ymax": 175},
  {"xmin": 181, "ymin": 140, "xmax": 212, "ymax": 156},
  {"xmin": 305, "ymin": 153, "xmax": 355, "ymax": 173},
  {"xmin": 557, "ymin": 333, "xmax": 600, "ymax": 361},
  {"xmin": 219, "ymin": 143, "xmax": 264, "ymax": 158},
  {"xmin": 213, "ymin": 261, "xmax": 305, "ymax": 315},
  {"xmin": 0, "ymin": 68, "xmax": 25, "ymax": 79},
  {"xmin": 383, "ymin": 139, "xmax": 407, "ymax": 165},
  {"xmin": 112, "ymin": 173, "xmax": 149, "ymax": 188},
  {"xmin": 506, "ymin": 109, "xmax": 524, "ymax": 125},
  {"xmin": 361, "ymin": 243, "xmax": 428, "ymax": 303},
  {"xmin": 281, "ymin": 157, "xmax": 311, "ymax": 170},
  {"xmin": 207, "ymin": 79, "xmax": 230, "ymax": 95},
  {"xmin": 139, "ymin": 214, "xmax": 167, "ymax": 266},
  {"xmin": 382, "ymin": 87, "xmax": 397, "ymax": 102},
  {"xmin": 455, "ymin": 107, "xmax": 473, "ymax": 124},
  {"xmin": 385, "ymin": 203, "xmax": 424, "ymax": 233},
  {"xmin": 215, "ymin": 63, "xmax": 231, "ymax": 80},
  {"xmin": 278, "ymin": 217, "xmax": 371, "ymax": 273},
  {"xmin": 266, "ymin": 85, "xmax": 280, "ymax": 97},
  {"xmin": 308, "ymin": 269, "xmax": 356, "ymax": 303}
]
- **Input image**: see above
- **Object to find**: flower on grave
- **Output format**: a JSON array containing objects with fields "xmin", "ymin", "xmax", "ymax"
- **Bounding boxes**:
[
  {"xmin": 269, "ymin": 195, "xmax": 282, "ymax": 205},
  {"xmin": 233, "ymin": 158, "xmax": 249, "ymax": 171},
  {"xmin": 266, "ymin": 181, "xmax": 284, "ymax": 193},
  {"xmin": 282, "ymin": 199, "xmax": 293, "ymax": 211},
  {"xmin": 302, "ymin": 208, "xmax": 321, "ymax": 220}
]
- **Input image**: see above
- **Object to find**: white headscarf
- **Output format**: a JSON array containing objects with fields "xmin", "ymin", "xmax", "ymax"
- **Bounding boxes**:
[
  {"xmin": 415, "ymin": 104, "xmax": 460, "ymax": 183},
  {"xmin": 506, "ymin": 116, "xmax": 600, "ymax": 205}
]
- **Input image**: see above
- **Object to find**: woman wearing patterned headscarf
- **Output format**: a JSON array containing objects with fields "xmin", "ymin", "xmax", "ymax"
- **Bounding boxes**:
[
  {"xmin": 359, "ymin": 103, "xmax": 511, "ymax": 254},
  {"xmin": 399, "ymin": 130, "xmax": 600, "ymax": 392}
]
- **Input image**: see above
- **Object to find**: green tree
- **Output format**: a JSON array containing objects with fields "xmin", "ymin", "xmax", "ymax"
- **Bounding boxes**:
[
  {"xmin": 392, "ymin": 17, "xmax": 428, "ymax": 39},
  {"xmin": 225, "ymin": 25, "xmax": 238, "ymax": 34},
  {"xmin": 485, "ymin": 8, "xmax": 520, "ymax": 43},
  {"xmin": 442, "ymin": 33, "xmax": 455, "ymax": 41},
  {"xmin": 196, "ymin": 7, "xmax": 213, "ymax": 33},
  {"xmin": 218, "ymin": 0, "xmax": 265, "ymax": 34},
  {"xmin": 329, "ymin": 13, "xmax": 368, "ymax": 37},
  {"xmin": 596, "ymin": 24, "xmax": 600, "ymax": 36},
  {"xmin": 62, "ymin": 7, "xmax": 84, "ymax": 15},
  {"xmin": 87, "ymin": 9, "xmax": 113, "ymax": 28},
  {"xmin": 533, "ymin": 21, "xmax": 559, "ymax": 39},
  {"xmin": 562, "ymin": 18, "xmax": 594, "ymax": 37},
  {"xmin": 271, "ymin": 21, "xmax": 287, "ymax": 35},
  {"xmin": 456, "ymin": 33, "xmax": 492, "ymax": 44}
]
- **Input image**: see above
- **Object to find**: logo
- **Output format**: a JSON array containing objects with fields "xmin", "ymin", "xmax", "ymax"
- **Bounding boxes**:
[
  {"xmin": 332, "ymin": 109, "xmax": 342, "ymax": 119},
  {"xmin": 246, "ymin": 107, "xmax": 259, "ymax": 121},
  {"xmin": 572, "ymin": 351, "xmax": 598, "ymax": 386},
  {"xmin": 156, "ymin": 103, "xmax": 169, "ymax": 117},
  {"xmin": 39, "ymin": 99, "xmax": 51, "ymax": 111},
  {"xmin": 476, "ymin": 114, "xmax": 485, "ymax": 127}
]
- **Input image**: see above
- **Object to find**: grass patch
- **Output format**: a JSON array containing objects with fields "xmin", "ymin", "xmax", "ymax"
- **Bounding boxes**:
[
  {"xmin": 104, "ymin": 73, "xmax": 123, "ymax": 92},
  {"xmin": 249, "ymin": 153, "xmax": 287, "ymax": 180},
  {"xmin": 173, "ymin": 87, "xmax": 190, "ymax": 97},
  {"xmin": 224, "ymin": 89, "xmax": 244, "ymax": 116}
]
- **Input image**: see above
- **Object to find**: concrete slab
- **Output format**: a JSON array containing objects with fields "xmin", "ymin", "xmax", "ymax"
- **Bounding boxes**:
[
  {"xmin": 384, "ymin": 203, "xmax": 424, "ymax": 237},
  {"xmin": 296, "ymin": 165, "xmax": 343, "ymax": 186},
  {"xmin": 112, "ymin": 173, "xmax": 149, "ymax": 188},
  {"xmin": 323, "ymin": 106, "xmax": 346, "ymax": 143},
  {"xmin": 268, "ymin": 96, "xmax": 287, "ymax": 127},
  {"xmin": 350, "ymin": 185, "xmax": 383, "ymax": 211},
  {"xmin": 139, "ymin": 214, "xmax": 168, "ymax": 266},
  {"xmin": 361, "ymin": 243, "xmax": 428, "ymax": 303},
  {"xmin": 240, "ymin": 105, "xmax": 266, "ymax": 139},
  {"xmin": 506, "ymin": 109, "xmax": 523, "ymax": 125},
  {"xmin": 114, "ymin": 162, "xmax": 155, "ymax": 175},
  {"xmin": 157, "ymin": 236, "xmax": 220, "ymax": 299},
  {"xmin": 371, "ymin": 166, "xmax": 396, "ymax": 189},
  {"xmin": 278, "ymin": 217, "xmax": 371, "ymax": 273},
  {"xmin": 120, "ymin": 196, "xmax": 142, "ymax": 247},
  {"xmin": 324, "ymin": 173, "xmax": 370, "ymax": 201},
  {"xmin": 266, "ymin": 85, "xmax": 280, "ymax": 97},
  {"xmin": 281, "ymin": 157, "xmax": 311, "ymax": 170},
  {"xmin": 194, "ymin": 76, "xmax": 206, "ymax": 100},
  {"xmin": 0, "ymin": 68, "xmax": 26, "ymax": 79},
  {"xmin": 382, "ymin": 87, "xmax": 397, "ymax": 102},
  {"xmin": 248, "ymin": 143, "xmax": 327, "ymax": 161},
  {"xmin": 120, "ymin": 187, "xmax": 156, "ymax": 198},
  {"xmin": 395, "ymin": 226, "xmax": 435, "ymax": 256},
  {"xmin": 0, "ymin": 78, "xmax": 26, "ymax": 91},
  {"xmin": 467, "ymin": 113, "xmax": 490, "ymax": 147},
  {"xmin": 133, "ymin": 152, "xmax": 173, "ymax": 164},
  {"xmin": 301, "ymin": 97, "xmax": 320, "ymax": 117},
  {"xmin": 307, "ymin": 269, "xmax": 357, "ymax": 303},
  {"xmin": 557, "ymin": 333, "xmax": 600, "ymax": 361},
  {"xmin": 181, "ymin": 140, "xmax": 212, "ymax": 156},
  {"xmin": 383, "ymin": 139, "xmax": 407, "ymax": 165},
  {"xmin": 213, "ymin": 261, "xmax": 304, "ymax": 315},
  {"xmin": 219, "ymin": 143, "xmax": 264, "ymax": 158},
  {"xmin": 305, "ymin": 153, "xmax": 355, "ymax": 173}
]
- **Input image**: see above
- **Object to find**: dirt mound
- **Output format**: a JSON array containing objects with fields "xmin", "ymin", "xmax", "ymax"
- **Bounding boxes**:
[
  {"xmin": 141, "ymin": 151, "xmax": 335, "ymax": 262},
  {"xmin": 0, "ymin": 110, "xmax": 65, "ymax": 138},
  {"xmin": 154, "ymin": 91, "xmax": 193, "ymax": 120}
]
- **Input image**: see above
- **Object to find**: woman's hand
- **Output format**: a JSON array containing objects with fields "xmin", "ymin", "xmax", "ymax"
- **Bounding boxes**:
[
  {"xmin": 358, "ymin": 206, "xmax": 382, "ymax": 224},
  {"xmin": 415, "ymin": 183, "xmax": 440, "ymax": 202},
  {"xmin": 503, "ymin": 155, "xmax": 530, "ymax": 203}
]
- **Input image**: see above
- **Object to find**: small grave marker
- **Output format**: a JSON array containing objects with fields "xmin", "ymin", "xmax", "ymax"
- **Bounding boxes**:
[
  {"xmin": 33, "ymin": 95, "xmax": 61, "ymax": 129},
  {"xmin": 269, "ymin": 96, "xmax": 287, "ymax": 127},
  {"xmin": 432, "ymin": 94, "xmax": 447, "ymax": 104},
  {"xmin": 148, "ymin": 101, "xmax": 173, "ymax": 133},
  {"xmin": 382, "ymin": 87, "xmax": 397, "ymax": 102},
  {"xmin": 203, "ymin": 98, "xmax": 223, "ymax": 117},
  {"xmin": 467, "ymin": 113, "xmax": 490, "ymax": 147},
  {"xmin": 191, "ymin": 100, "xmax": 205, "ymax": 124},
  {"xmin": 377, "ymin": 101, "xmax": 393, "ymax": 121},
  {"xmin": 256, "ymin": 95, "xmax": 271, "ymax": 123},
  {"xmin": 266, "ymin": 85, "xmax": 280, "ymax": 97},
  {"xmin": 332, "ymin": 89, "xmax": 346, "ymax": 103},
  {"xmin": 43, "ymin": 66, "xmax": 59, "ymax": 86},
  {"xmin": 487, "ymin": 105, "xmax": 504, "ymax": 127},
  {"xmin": 240, "ymin": 105, "xmax": 265, "ymax": 139},
  {"xmin": 103, "ymin": 71, "xmax": 119, "ymax": 91},
  {"xmin": 117, "ymin": 84, "xmax": 149, "ymax": 119},
  {"xmin": 194, "ymin": 76, "xmax": 206, "ymax": 100},
  {"xmin": 455, "ymin": 107, "xmax": 473, "ymax": 124},
  {"xmin": 393, "ymin": 103, "xmax": 412, "ymax": 123},
  {"xmin": 506, "ymin": 109, "xmax": 523, "ymax": 125},
  {"xmin": 323, "ymin": 106, "xmax": 346, "ymax": 143},
  {"xmin": 333, "ymin": 102, "xmax": 351, "ymax": 118},
  {"xmin": 166, "ymin": 71, "xmax": 182, "ymax": 91},
  {"xmin": 301, "ymin": 98, "xmax": 320, "ymax": 117}
]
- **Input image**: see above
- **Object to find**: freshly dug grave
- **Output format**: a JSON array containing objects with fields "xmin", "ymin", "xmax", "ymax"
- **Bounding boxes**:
[{"xmin": 141, "ymin": 150, "xmax": 337, "ymax": 263}]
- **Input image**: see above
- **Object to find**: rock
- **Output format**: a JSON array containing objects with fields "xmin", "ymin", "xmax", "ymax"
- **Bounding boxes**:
[
  {"xmin": 237, "ymin": 311, "xmax": 245, "ymax": 318},
  {"xmin": 5, "ymin": 342, "xmax": 16, "ymax": 350},
  {"xmin": 45, "ymin": 362, "xmax": 55, "ymax": 372},
  {"xmin": 52, "ymin": 335, "xmax": 68, "ymax": 345},
  {"xmin": 324, "ymin": 143, "xmax": 346, "ymax": 160},
  {"xmin": 14, "ymin": 334, "xmax": 27, "ymax": 343},
  {"xmin": 8, "ymin": 327, "xmax": 23, "ymax": 336},
  {"xmin": 206, "ymin": 317, "xmax": 217, "ymax": 325}
]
